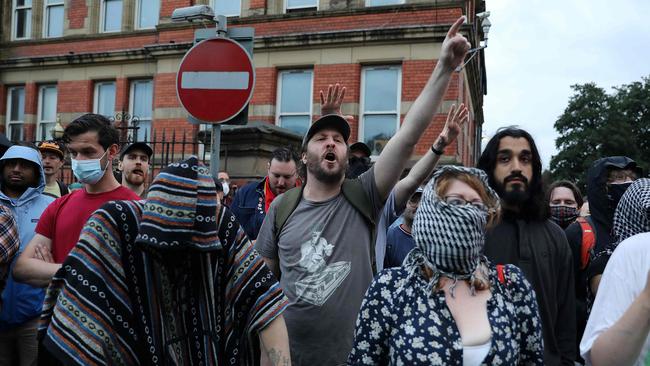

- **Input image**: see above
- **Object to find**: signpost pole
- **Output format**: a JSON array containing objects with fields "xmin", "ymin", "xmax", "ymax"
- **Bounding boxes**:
[
  {"xmin": 210, "ymin": 124, "xmax": 221, "ymax": 178},
  {"xmin": 208, "ymin": 15, "xmax": 227, "ymax": 178}
]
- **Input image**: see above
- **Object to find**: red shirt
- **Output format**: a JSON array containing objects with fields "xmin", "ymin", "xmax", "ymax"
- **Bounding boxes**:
[{"xmin": 36, "ymin": 186, "xmax": 140, "ymax": 263}]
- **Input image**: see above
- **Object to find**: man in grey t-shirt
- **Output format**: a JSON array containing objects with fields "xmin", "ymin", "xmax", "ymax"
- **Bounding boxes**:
[{"xmin": 255, "ymin": 15, "xmax": 471, "ymax": 365}]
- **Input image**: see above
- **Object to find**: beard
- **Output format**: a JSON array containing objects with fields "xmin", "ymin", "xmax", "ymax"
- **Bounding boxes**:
[
  {"xmin": 124, "ymin": 169, "xmax": 146, "ymax": 186},
  {"xmin": 306, "ymin": 150, "xmax": 347, "ymax": 185},
  {"xmin": 495, "ymin": 173, "xmax": 531, "ymax": 206}
]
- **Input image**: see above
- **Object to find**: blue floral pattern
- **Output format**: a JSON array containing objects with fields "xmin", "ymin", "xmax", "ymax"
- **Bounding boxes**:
[{"xmin": 348, "ymin": 264, "xmax": 544, "ymax": 365}]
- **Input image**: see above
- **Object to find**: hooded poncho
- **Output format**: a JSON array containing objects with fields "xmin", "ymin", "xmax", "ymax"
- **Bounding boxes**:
[{"xmin": 39, "ymin": 157, "xmax": 288, "ymax": 365}]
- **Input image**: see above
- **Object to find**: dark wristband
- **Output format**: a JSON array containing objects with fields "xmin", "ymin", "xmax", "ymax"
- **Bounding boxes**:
[{"xmin": 431, "ymin": 145, "xmax": 444, "ymax": 156}]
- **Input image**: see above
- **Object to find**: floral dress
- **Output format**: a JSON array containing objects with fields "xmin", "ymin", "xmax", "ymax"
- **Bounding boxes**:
[{"xmin": 347, "ymin": 264, "xmax": 544, "ymax": 365}]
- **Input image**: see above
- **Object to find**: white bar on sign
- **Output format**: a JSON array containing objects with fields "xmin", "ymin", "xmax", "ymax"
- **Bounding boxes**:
[{"xmin": 181, "ymin": 72, "xmax": 249, "ymax": 90}]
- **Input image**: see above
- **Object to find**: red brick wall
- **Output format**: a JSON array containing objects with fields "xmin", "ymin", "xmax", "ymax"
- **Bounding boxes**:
[
  {"xmin": 24, "ymin": 83, "xmax": 37, "ymax": 115},
  {"xmin": 250, "ymin": 0, "xmax": 266, "ymax": 9},
  {"xmin": 67, "ymin": 0, "xmax": 88, "ymax": 29},
  {"xmin": 160, "ymin": 0, "xmax": 195, "ymax": 18},
  {"xmin": 115, "ymin": 78, "xmax": 129, "ymax": 112},
  {"xmin": 9, "ymin": 8, "xmax": 462, "ymax": 58},
  {"xmin": 154, "ymin": 73, "xmax": 181, "ymax": 108},
  {"xmin": 58, "ymin": 80, "xmax": 92, "ymax": 113},
  {"xmin": 0, "ymin": 85, "xmax": 6, "ymax": 116}
]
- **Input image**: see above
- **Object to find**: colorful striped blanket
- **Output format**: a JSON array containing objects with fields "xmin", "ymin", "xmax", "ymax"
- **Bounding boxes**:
[{"xmin": 38, "ymin": 158, "xmax": 288, "ymax": 365}]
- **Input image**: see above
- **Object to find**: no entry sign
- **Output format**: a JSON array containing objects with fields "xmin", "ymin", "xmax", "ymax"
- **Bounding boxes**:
[{"xmin": 176, "ymin": 37, "xmax": 255, "ymax": 123}]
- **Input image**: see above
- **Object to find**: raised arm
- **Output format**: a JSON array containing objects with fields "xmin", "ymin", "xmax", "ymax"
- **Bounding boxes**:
[
  {"xmin": 373, "ymin": 16, "xmax": 470, "ymax": 200},
  {"xmin": 392, "ymin": 103, "xmax": 468, "ymax": 208},
  {"xmin": 13, "ymin": 234, "xmax": 61, "ymax": 287}
]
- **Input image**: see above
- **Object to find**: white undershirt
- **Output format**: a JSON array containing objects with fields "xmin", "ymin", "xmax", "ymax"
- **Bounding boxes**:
[{"xmin": 463, "ymin": 339, "xmax": 491, "ymax": 366}]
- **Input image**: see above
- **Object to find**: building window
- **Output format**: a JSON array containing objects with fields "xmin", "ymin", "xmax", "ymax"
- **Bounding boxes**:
[
  {"xmin": 212, "ymin": 0, "xmax": 241, "ymax": 17},
  {"xmin": 129, "ymin": 80, "xmax": 153, "ymax": 141},
  {"xmin": 100, "ymin": 0, "xmax": 122, "ymax": 33},
  {"xmin": 365, "ymin": 0, "xmax": 404, "ymax": 6},
  {"xmin": 94, "ymin": 81, "xmax": 116, "ymax": 118},
  {"xmin": 44, "ymin": 0, "xmax": 64, "ymax": 37},
  {"xmin": 276, "ymin": 70, "xmax": 313, "ymax": 136},
  {"xmin": 6, "ymin": 87, "xmax": 25, "ymax": 142},
  {"xmin": 12, "ymin": 0, "xmax": 32, "ymax": 40},
  {"xmin": 37, "ymin": 85, "xmax": 58, "ymax": 141},
  {"xmin": 135, "ymin": 0, "xmax": 159, "ymax": 29},
  {"xmin": 285, "ymin": 0, "xmax": 317, "ymax": 11},
  {"xmin": 360, "ymin": 66, "xmax": 401, "ymax": 155}
]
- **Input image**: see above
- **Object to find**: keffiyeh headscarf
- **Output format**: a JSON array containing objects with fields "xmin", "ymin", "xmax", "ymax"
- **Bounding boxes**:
[
  {"xmin": 404, "ymin": 165, "xmax": 500, "ymax": 296},
  {"xmin": 612, "ymin": 178, "xmax": 650, "ymax": 247}
]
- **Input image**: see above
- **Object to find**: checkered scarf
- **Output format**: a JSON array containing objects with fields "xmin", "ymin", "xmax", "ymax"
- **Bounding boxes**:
[
  {"xmin": 404, "ymin": 165, "xmax": 499, "ymax": 296},
  {"xmin": 612, "ymin": 178, "xmax": 650, "ymax": 246}
]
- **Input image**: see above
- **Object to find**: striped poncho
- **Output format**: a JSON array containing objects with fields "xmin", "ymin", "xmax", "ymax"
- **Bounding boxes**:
[{"xmin": 39, "ymin": 158, "xmax": 288, "ymax": 365}]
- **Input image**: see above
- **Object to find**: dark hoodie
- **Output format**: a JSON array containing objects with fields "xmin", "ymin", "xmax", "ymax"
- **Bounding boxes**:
[
  {"xmin": 565, "ymin": 156, "xmax": 643, "ymax": 361},
  {"xmin": 566, "ymin": 157, "xmax": 643, "ymax": 258}
]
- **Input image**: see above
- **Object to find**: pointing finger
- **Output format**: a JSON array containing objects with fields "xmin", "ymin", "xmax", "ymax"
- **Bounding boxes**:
[{"xmin": 447, "ymin": 16, "xmax": 466, "ymax": 38}]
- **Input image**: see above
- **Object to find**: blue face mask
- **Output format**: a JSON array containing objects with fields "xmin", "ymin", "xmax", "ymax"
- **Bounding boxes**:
[{"xmin": 71, "ymin": 150, "xmax": 109, "ymax": 185}]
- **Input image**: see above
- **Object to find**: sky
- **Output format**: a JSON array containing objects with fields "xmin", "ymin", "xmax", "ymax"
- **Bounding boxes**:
[{"xmin": 482, "ymin": 0, "xmax": 650, "ymax": 169}]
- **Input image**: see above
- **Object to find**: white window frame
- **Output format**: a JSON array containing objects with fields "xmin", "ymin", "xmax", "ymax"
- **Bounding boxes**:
[
  {"xmin": 135, "ymin": 0, "xmax": 160, "ymax": 29},
  {"xmin": 12, "ymin": 0, "xmax": 32, "ymax": 40},
  {"xmin": 93, "ymin": 81, "xmax": 116, "ymax": 118},
  {"xmin": 43, "ymin": 0, "xmax": 64, "ymax": 38},
  {"xmin": 359, "ymin": 65, "xmax": 402, "ymax": 156},
  {"xmin": 211, "ymin": 0, "xmax": 241, "ymax": 17},
  {"xmin": 6, "ymin": 86, "xmax": 25, "ymax": 141},
  {"xmin": 365, "ymin": 0, "xmax": 405, "ymax": 7},
  {"xmin": 100, "ymin": 0, "xmax": 122, "ymax": 33},
  {"xmin": 37, "ymin": 85, "xmax": 58, "ymax": 141},
  {"xmin": 275, "ymin": 69, "xmax": 314, "ymax": 134},
  {"xmin": 284, "ymin": 0, "xmax": 318, "ymax": 12},
  {"xmin": 128, "ymin": 79, "xmax": 153, "ymax": 141}
]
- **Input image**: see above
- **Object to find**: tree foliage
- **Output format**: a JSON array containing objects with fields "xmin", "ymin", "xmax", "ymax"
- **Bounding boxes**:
[{"xmin": 550, "ymin": 77, "xmax": 650, "ymax": 190}]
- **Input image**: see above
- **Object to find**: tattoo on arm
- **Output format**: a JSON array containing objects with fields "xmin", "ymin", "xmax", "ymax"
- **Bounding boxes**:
[{"xmin": 267, "ymin": 348, "xmax": 291, "ymax": 366}]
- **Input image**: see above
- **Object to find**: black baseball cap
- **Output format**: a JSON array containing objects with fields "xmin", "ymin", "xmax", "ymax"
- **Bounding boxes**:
[
  {"xmin": 301, "ymin": 114, "xmax": 351, "ymax": 150},
  {"xmin": 350, "ymin": 142, "xmax": 371, "ymax": 158},
  {"xmin": 120, "ymin": 142, "xmax": 153, "ymax": 160}
]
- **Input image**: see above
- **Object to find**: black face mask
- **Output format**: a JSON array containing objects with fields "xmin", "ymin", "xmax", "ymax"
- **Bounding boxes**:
[
  {"xmin": 550, "ymin": 205, "xmax": 579, "ymax": 229},
  {"xmin": 607, "ymin": 182, "xmax": 633, "ymax": 211},
  {"xmin": 346, "ymin": 156, "xmax": 372, "ymax": 179}
]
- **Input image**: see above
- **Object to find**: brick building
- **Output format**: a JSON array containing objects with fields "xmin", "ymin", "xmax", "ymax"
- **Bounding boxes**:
[{"xmin": 0, "ymin": 0, "xmax": 488, "ymax": 179}]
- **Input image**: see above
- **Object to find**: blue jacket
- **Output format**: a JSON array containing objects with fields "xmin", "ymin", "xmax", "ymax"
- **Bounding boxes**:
[
  {"xmin": 231, "ymin": 178, "xmax": 267, "ymax": 240},
  {"xmin": 0, "ymin": 146, "xmax": 54, "ymax": 329}
]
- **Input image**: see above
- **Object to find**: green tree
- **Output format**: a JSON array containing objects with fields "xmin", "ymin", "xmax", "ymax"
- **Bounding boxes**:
[{"xmin": 550, "ymin": 77, "xmax": 650, "ymax": 190}]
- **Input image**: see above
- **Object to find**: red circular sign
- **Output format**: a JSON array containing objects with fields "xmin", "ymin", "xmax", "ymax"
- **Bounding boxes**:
[{"xmin": 176, "ymin": 37, "xmax": 255, "ymax": 123}]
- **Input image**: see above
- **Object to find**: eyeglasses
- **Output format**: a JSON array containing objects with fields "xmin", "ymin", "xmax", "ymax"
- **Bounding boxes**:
[{"xmin": 443, "ymin": 195, "xmax": 488, "ymax": 212}]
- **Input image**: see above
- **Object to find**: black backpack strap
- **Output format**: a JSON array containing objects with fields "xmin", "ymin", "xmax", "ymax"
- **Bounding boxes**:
[{"xmin": 57, "ymin": 181, "xmax": 69, "ymax": 196}]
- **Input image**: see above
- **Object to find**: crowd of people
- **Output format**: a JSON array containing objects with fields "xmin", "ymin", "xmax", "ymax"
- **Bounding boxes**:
[{"xmin": 0, "ymin": 15, "xmax": 648, "ymax": 365}]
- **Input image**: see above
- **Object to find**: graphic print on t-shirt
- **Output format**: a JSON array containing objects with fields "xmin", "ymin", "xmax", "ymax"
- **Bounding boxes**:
[{"xmin": 296, "ymin": 223, "xmax": 350, "ymax": 306}]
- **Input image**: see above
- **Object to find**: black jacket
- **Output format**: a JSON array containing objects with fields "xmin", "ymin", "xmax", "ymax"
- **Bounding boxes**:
[{"xmin": 484, "ymin": 217, "xmax": 576, "ymax": 366}]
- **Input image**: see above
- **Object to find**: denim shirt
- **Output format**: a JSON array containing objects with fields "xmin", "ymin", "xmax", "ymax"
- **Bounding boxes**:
[{"xmin": 231, "ymin": 178, "xmax": 267, "ymax": 240}]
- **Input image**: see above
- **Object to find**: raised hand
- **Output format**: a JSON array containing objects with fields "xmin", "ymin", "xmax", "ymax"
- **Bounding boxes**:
[
  {"xmin": 440, "ymin": 16, "xmax": 471, "ymax": 70},
  {"xmin": 435, "ymin": 103, "xmax": 469, "ymax": 149},
  {"xmin": 320, "ymin": 83, "xmax": 346, "ymax": 115}
]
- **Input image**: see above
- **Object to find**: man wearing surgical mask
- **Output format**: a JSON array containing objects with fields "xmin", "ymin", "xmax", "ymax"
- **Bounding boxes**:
[{"xmin": 13, "ymin": 114, "xmax": 140, "ymax": 288}]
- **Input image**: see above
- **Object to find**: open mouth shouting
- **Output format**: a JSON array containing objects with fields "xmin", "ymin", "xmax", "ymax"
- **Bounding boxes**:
[{"xmin": 324, "ymin": 152, "xmax": 337, "ymax": 162}]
